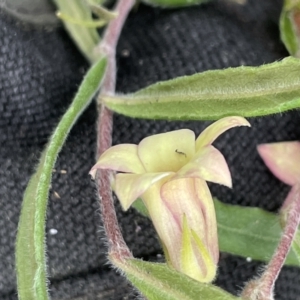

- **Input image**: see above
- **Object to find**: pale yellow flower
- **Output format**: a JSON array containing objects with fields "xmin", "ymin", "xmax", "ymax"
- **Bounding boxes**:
[{"xmin": 91, "ymin": 116, "xmax": 250, "ymax": 282}]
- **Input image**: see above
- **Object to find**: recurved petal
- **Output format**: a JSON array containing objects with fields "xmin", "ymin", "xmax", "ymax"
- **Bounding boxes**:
[
  {"xmin": 90, "ymin": 144, "xmax": 145, "ymax": 178},
  {"xmin": 175, "ymin": 145, "xmax": 232, "ymax": 187},
  {"xmin": 138, "ymin": 129, "xmax": 195, "ymax": 173},
  {"xmin": 196, "ymin": 117, "xmax": 250, "ymax": 150},
  {"xmin": 257, "ymin": 141, "xmax": 300, "ymax": 186},
  {"xmin": 115, "ymin": 172, "xmax": 173, "ymax": 210}
]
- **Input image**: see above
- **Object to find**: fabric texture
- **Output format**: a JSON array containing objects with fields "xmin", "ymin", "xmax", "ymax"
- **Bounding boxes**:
[{"xmin": 1, "ymin": 0, "xmax": 300, "ymax": 299}]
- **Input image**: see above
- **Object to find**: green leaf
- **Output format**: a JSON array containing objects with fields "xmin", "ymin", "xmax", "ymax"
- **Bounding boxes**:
[
  {"xmin": 132, "ymin": 198, "xmax": 149, "ymax": 217},
  {"xmin": 102, "ymin": 56, "xmax": 300, "ymax": 120},
  {"xmin": 111, "ymin": 257, "xmax": 239, "ymax": 300},
  {"xmin": 52, "ymin": 0, "xmax": 101, "ymax": 63},
  {"xmin": 15, "ymin": 57, "xmax": 107, "ymax": 300},
  {"xmin": 132, "ymin": 197, "xmax": 299, "ymax": 266},
  {"xmin": 141, "ymin": 0, "xmax": 210, "ymax": 8},
  {"xmin": 280, "ymin": 0, "xmax": 300, "ymax": 57},
  {"xmin": 215, "ymin": 198, "xmax": 298, "ymax": 266},
  {"xmin": 292, "ymin": 231, "xmax": 300, "ymax": 263}
]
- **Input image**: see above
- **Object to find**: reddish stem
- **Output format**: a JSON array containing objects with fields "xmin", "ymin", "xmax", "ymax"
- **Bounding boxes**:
[
  {"xmin": 261, "ymin": 184, "xmax": 300, "ymax": 295},
  {"xmin": 242, "ymin": 184, "xmax": 300, "ymax": 300},
  {"xmin": 95, "ymin": 0, "xmax": 135, "ymax": 260}
]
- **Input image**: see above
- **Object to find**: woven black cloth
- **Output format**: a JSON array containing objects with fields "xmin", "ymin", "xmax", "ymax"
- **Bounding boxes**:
[{"xmin": 1, "ymin": 0, "xmax": 300, "ymax": 299}]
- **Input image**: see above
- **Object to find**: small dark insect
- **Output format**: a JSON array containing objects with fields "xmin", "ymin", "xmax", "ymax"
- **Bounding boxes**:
[{"xmin": 175, "ymin": 149, "xmax": 187, "ymax": 157}]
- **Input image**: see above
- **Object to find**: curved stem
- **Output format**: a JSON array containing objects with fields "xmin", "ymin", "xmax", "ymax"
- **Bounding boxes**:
[
  {"xmin": 242, "ymin": 184, "xmax": 300, "ymax": 300},
  {"xmin": 95, "ymin": 0, "xmax": 135, "ymax": 260},
  {"xmin": 260, "ymin": 184, "xmax": 300, "ymax": 297}
]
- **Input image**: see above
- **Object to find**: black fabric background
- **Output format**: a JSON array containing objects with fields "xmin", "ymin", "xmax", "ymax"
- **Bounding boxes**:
[{"xmin": 1, "ymin": 0, "xmax": 300, "ymax": 299}]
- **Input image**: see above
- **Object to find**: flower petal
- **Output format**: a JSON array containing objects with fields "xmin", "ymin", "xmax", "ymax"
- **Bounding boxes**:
[
  {"xmin": 160, "ymin": 178, "xmax": 219, "ymax": 264},
  {"xmin": 181, "ymin": 215, "xmax": 216, "ymax": 282},
  {"xmin": 196, "ymin": 116, "xmax": 250, "ymax": 150},
  {"xmin": 90, "ymin": 144, "xmax": 145, "ymax": 178},
  {"xmin": 191, "ymin": 229, "xmax": 216, "ymax": 282},
  {"xmin": 115, "ymin": 172, "xmax": 173, "ymax": 210},
  {"xmin": 257, "ymin": 141, "xmax": 300, "ymax": 186},
  {"xmin": 138, "ymin": 129, "xmax": 196, "ymax": 173},
  {"xmin": 141, "ymin": 181, "xmax": 183, "ymax": 270},
  {"xmin": 175, "ymin": 145, "xmax": 232, "ymax": 187}
]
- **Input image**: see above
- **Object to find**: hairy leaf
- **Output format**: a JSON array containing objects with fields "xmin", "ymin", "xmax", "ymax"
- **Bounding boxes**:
[
  {"xmin": 15, "ymin": 57, "xmax": 107, "ymax": 300},
  {"xmin": 214, "ymin": 199, "xmax": 298, "ymax": 266},
  {"xmin": 111, "ymin": 257, "xmax": 240, "ymax": 300},
  {"xmin": 102, "ymin": 57, "xmax": 300, "ymax": 120}
]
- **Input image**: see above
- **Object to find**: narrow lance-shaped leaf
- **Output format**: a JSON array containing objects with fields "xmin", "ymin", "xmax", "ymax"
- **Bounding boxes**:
[
  {"xmin": 132, "ymin": 198, "xmax": 299, "ymax": 266},
  {"xmin": 280, "ymin": 0, "xmax": 300, "ymax": 57},
  {"xmin": 102, "ymin": 56, "xmax": 300, "ymax": 120},
  {"xmin": 111, "ymin": 256, "xmax": 240, "ymax": 300},
  {"xmin": 15, "ymin": 57, "xmax": 107, "ymax": 300}
]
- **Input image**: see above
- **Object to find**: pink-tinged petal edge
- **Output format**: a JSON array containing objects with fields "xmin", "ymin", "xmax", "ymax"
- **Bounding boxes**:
[
  {"xmin": 138, "ymin": 129, "xmax": 196, "ymax": 173},
  {"xmin": 141, "ymin": 181, "xmax": 182, "ymax": 270},
  {"xmin": 115, "ymin": 172, "xmax": 173, "ymax": 210},
  {"xmin": 257, "ymin": 142, "xmax": 300, "ymax": 186},
  {"xmin": 196, "ymin": 116, "xmax": 250, "ymax": 151},
  {"xmin": 160, "ymin": 178, "xmax": 219, "ymax": 264},
  {"xmin": 89, "ymin": 144, "xmax": 145, "ymax": 178},
  {"xmin": 174, "ymin": 145, "xmax": 232, "ymax": 188}
]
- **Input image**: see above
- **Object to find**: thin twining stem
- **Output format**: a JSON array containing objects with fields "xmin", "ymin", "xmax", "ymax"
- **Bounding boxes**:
[
  {"xmin": 95, "ymin": 0, "xmax": 135, "ymax": 260},
  {"xmin": 242, "ymin": 184, "xmax": 300, "ymax": 300}
]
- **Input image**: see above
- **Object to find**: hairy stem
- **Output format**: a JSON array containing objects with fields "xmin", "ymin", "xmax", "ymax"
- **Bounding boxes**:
[
  {"xmin": 95, "ymin": 0, "xmax": 135, "ymax": 259},
  {"xmin": 242, "ymin": 184, "xmax": 300, "ymax": 300}
]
